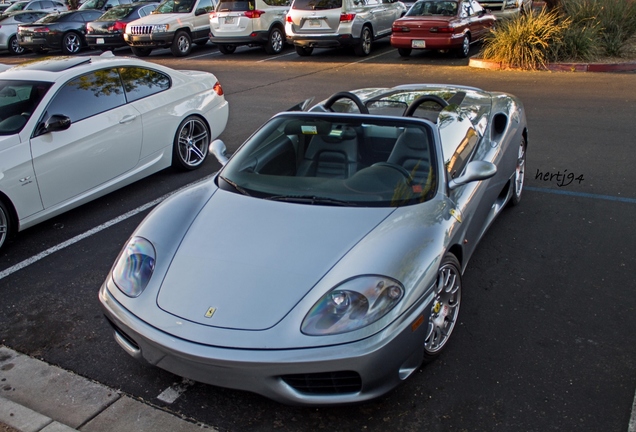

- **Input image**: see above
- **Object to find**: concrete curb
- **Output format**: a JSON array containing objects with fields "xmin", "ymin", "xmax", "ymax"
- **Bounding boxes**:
[
  {"xmin": 469, "ymin": 56, "xmax": 636, "ymax": 73},
  {"xmin": 0, "ymin": 347, "xmax": 215, "ymax": 432}
]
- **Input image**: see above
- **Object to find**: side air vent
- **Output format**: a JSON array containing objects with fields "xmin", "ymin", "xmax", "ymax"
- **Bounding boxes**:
[
  {"xmin": 491, "ymin": 113, "xmax": 508, "ymax": 141},
  {"xmin": 281, "ymin": 371, "xmax": 362, "ymax": 395}
]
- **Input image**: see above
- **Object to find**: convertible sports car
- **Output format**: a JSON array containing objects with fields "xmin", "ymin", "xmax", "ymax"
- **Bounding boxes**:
[
  {"xmin": 99, "ymin": 84, "xmax": 527, "ymax": 405},
  {"xmin": 0, "ymin": 53, "xmax": 228, "ymax": 251}
]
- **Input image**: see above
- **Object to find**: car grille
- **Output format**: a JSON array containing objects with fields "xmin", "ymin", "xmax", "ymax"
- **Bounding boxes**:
[
  {"xmin": 128, "ymin": 25, "xmax": 154, "ymax": 35},
  {"xmin": 281, "ymin": 371, "xmax": 362, "ymax": 395}
]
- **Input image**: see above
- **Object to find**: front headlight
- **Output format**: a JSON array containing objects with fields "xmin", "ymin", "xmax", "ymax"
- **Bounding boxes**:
[
  {"xmin": 153, "ymin": 24, "xmax": 169, "ymax": 32},
  {"xmin": 112, "ymin": 236, "xmax": 156, "ymax": 298},
  {"xmin": 302, "ymin": 276, "xmax": 404, "ymax": 336}
]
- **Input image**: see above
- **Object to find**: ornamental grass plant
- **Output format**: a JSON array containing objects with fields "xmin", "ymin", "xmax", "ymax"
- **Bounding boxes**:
[{"xmin": 481, "ymin": 9, "xmax": 569, "ymax": 70}]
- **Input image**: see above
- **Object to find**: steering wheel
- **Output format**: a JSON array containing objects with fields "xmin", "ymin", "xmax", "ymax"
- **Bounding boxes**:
[
  {"xmin": 404, "ymin": 95, "xmax": 449, "ymax": 117},
  {"xmin": 323, "ymin": 91, "xmax": 369, "ymax": 114},
  {"xmin": 371, "ymin": 162, "xmax": 413, "ymax": 185}
]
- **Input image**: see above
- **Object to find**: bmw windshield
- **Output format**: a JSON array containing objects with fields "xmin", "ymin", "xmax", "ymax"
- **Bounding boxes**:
[{"xmin": 218, "ymin": 113, "xmax": 438, "ymax": 207}]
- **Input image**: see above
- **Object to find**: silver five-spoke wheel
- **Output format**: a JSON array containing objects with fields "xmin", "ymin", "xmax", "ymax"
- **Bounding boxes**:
[
  {"xmin": 424, "ymin": 254, "xmax": 461, "ymax": 359},
  {"xmin": 172, "ymin": 116, "xmax": 210, "ymax": 170}
]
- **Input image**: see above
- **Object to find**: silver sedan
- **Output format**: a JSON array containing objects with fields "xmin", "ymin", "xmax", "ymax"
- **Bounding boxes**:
[{"xmin": 99, "ymin": 84, "xmax": 528, "ymax": 405}]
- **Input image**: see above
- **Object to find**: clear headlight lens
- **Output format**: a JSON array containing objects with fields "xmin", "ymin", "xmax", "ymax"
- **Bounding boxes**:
[
  {"xmin": 153, "ymin": 24, "xmax": 169, "ymax": 32},
  {"xmin": 302, "ymin": 276, "xmax": 404, "ymax": 336},
  {"xmin": 112, "ymin": 236, "xmax": 156, "ymax": 298}
]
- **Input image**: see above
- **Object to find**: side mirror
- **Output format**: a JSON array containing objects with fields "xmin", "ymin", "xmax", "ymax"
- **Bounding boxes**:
[
  {"xmin": 194, "ymin": 7, "xmax": 207, "ymax": 15},
  {"xmin": 42, "ymin": 114, "xmax": 72, "ymax": 134},
  {"xmin": 449, "ymin": 160, "xmax": 496, "ymax": 190},
  {"xmin": 210, "ymin": 139, "xmax": 229, "ymax": 166}
]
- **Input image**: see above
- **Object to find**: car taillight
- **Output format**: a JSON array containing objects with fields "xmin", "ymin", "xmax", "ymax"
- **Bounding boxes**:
[
  {"xmin": 213, "ymin": 81, "xmax": 223, "ymax": 96},
  {"xmin": 108, "ymin": 21, "xmax": 127, "ymax": 32},
  {"xmin": 244, "ymin": 10, "xmax": 264, "ymax": 18},
  {"xmin": 285, "ymin": 15, "xmax": 292, "ymax": 23},
  {"xmin": 209, "ymin": 11, "xmax": 217, "ymax": 18},
  {"xmin": 430, "ymin": 26, "xmax": 455, "ymax": 33},
  {"xmin": 392, "ymin": 25, "xmax": 410, "ymax": 32},
  {"xmin": 34, "ymin": 27, "xmax": 49, "ymax": 33},
  {"xmin": 340, "ymin": 13, "xmax": 355, "ymax": 22}
]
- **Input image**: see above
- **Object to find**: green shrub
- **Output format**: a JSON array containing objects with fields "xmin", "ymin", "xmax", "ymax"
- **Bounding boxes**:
[
  {"xmin": 481, "ymin": 9, "xmax": 569, "ymax": 69},
  {"xmin": 549, "ymin": 22, "xmax": 599, "ymax": 61}
]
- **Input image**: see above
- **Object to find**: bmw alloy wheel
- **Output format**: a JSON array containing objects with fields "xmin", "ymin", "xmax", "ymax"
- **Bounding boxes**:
[
  {"xmin": 173, "ymin": 116, "xmax": 210, "ymax": 170},
  {"xmin": 0, "ymin": 201, "xmax": 11, "ymax": 251},
  {"xmin": 424, "ymin": 254, "xmax": 461, "ymax": 358}
]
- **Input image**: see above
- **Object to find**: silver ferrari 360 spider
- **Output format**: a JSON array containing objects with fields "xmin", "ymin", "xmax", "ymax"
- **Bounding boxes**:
[{"xmin": 99, "ymin": 84, "xmax": 528, "ymax": 405}]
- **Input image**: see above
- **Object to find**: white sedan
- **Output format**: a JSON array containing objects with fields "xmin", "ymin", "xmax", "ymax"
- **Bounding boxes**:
[{"xmin": 0, "ymin": 53, "xmax": 229, "ymax": 251}]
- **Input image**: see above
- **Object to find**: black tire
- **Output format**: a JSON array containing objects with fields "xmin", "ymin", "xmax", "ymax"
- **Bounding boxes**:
[
  {"xmin": 295, "ymin": 45, "xmax": 313, "ymax": 56},
  {"xmin": 170, "ymin": 30, "xmax": 192, "ymax": 57},
  {"xmin": 423, "ymin": 253, "xmax": 461, "ymax": 362},
  {"xmin": 8, "ymin": 35, "xmax": 24, "ymax": 55},
  {"xmin": 510, "ymin": 136, "xmax": 526, "ymax": 206},
  {"xmin": 456, "ymin": 34, "xmax": 470, "ymax": 58},
  {"xmin": 217, "ymin": 44, "xmax": 236, "ymax": 54},
  {"xmin": 0, "ymin": 199, "xmax": 13, "ymax": 252},
  {"xmin": 61, "ymin": 32, "xmax": 82, "ymax": 55},
  {"xmin": 264, "ymin": 27, "xmax": 284, "ymax": 55},
  {"xmin": 354, "ymin": 25, "xmax": 372, "ymax": 56},
  {"xmin": 131, "ymin": 46, "xmax": 152, "ymax": 57},
  {"xmin": 172, "ymin": 115, "xmax": 210, "ymax": 170},
  {"xmin": 397, "ymin": 47, "xmax": 411, "ymax": 57}
]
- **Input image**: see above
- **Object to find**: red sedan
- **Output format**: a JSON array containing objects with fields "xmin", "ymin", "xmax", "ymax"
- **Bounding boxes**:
[{"xmin": 391, "ymin": 0, "xmax": 496, "ymax": 58}]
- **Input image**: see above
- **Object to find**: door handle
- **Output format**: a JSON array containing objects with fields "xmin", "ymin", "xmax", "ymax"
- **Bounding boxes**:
[{"xmin": 119, "ymin": 115, "xmax": 137, "ymax": 124}]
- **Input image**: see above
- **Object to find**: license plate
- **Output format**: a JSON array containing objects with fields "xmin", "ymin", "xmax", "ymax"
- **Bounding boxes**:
[
  {"xmin": 224, "ymin": 16, "xmax": 235, "ymax": 24},
  {"xmin": 309, "ymin": 19, "xmax": 320, "ymax": 27},
  {"xmin": 97, "ymin": 38, "xmax": 105, "ymax": 44},
  {"xmin": 411, "ymin": 40, "xmax": 426, "ymax": 48},
  {"xmin": 23, "ymin": 36, "xmax": 32, "ymax": 42}
]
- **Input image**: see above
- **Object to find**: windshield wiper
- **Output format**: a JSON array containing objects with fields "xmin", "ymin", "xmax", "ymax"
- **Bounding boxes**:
[
  {"xmin": 265, "ymin": 195, "xmax": 356, "ymax": 206},
  {"xmin": 219, "ymin": 175, "xmax": 251, "ymax": 196}
]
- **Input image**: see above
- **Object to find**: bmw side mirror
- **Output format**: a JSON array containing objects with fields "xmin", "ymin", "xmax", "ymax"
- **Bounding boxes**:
[
  {"xmin": 449, "ymin": 160, "xmax": 496, "ymax": 190},
  {"xmin": 210, "ymin": 139, "xmax": 229, "ymax": 166},
  {"xmin": 37, "ymin": 114, "xmax": 71, "ymax": 136}
]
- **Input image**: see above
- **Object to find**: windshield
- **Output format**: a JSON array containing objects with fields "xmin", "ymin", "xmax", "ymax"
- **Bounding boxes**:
[
  {"xmin": 0, "ymin": 80, "xmax": 52, "ymax": 135},
  {"xmin": 98, "ymin": 4, "xmax": 135, "ymax": 19},
  {"xmin": 406, "ymin": 1, "xmax": 458, "ymax": 16},
  {"xmin": 5, "ymin": 1, "xmax": 28, "ymax": 12},
  {"xmin": 219, "ymin": 113, "xmax": 438, "ymax": 207},
  {"xmin": 155, "ymin": 0, "xmax": 196, "ymax": 13}
]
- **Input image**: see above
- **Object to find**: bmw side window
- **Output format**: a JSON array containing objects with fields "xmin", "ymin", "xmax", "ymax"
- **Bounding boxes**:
[
  {"xmin": 119, "ymin": 67, "xmax": 171, "ymax": 103},
  {"xmin": 40, "ymin": 69, "xmax": 126, "ymax": 126}
]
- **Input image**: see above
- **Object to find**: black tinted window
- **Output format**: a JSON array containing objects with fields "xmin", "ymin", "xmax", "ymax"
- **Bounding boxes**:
[
  {"xmin": 43, "ymin": 69, "xmax": 126, "ymax": 124},
  {"xmin": 292, "ymin": 0, "xmax": 341, "ymax": 10},
  {"xmin": 119, "ymin": 67, "xmax": 170, "ymax": 102}
]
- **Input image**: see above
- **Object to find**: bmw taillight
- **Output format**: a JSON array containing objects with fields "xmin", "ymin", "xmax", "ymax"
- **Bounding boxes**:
[
  {"xmin": 108, "ymin": 21, "xmax": 127, "ymax": 32},
  {"xmin": 213, "ymin": 81, "xmax": 224, "ymax": 96},
  {"xmin": 244, "ymin": 10, "xmax": 264, "ymax": 18},
  {"xmin": 340, "ymin": 13, "xmax": 355, "ymax": 22}
]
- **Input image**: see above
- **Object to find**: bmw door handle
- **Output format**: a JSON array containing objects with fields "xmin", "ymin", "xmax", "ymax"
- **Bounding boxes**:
[{"xmin": 119, "ymin": 115, "xmax": 137, "ymax": 124}]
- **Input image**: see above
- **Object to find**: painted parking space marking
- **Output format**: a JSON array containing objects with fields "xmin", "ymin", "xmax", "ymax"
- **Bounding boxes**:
[
  {"xmin": 157, "ymin": 378, "xmax": 195, "ymax": 404},
  {"xmin": 0, "ymin": 173, "xmax": 216, "ymax": 282},
  {"xmin": 526, "ymin": 186, "xmax": 636, "ymax": 204},
  {"xmin": 630, "ymin": 388, "xmax": 636, "ymax": 432}
]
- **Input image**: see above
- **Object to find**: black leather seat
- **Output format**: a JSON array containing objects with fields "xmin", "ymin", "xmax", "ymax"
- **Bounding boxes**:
[
  {"xmin": 387, "ymin": 128, "xmax": 431, "ymax": 184},
  {"xmin": 296, "ymin": 127, "xmax": 359, "ymax": 179}
]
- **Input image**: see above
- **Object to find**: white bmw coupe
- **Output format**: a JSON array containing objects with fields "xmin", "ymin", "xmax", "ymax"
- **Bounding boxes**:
[{"xmin": 0, "ymin": 53, "xmax": 229, "ymax": 251}]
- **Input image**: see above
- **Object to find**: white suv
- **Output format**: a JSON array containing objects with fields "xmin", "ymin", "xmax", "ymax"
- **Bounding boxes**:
[
  {"xmin": 209, "ymin": 0, "xmax": 290, "ymax": 55},
  {"xmin": 285, "ymin": 0, "xmax": 405, "ymax": 56},
  {"xmin": 124, "ymin": 0, "xmax": 215, "ymax": 57}
]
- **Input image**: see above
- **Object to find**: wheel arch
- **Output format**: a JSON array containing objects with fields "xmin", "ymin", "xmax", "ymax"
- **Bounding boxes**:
[
  {"xmin": 447, "ymin": 244, "xmax": 463, "ymax": 270},
  {"xmin": 0, "ymin": 191, "xmax": 19, "ymax": 234}
]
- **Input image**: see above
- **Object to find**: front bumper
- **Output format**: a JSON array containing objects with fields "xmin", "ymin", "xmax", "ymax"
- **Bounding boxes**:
[
  {"xmin": 124, "ymin": 32, "xmax": 175, "ymax": 48},
  {"xmin": 99, "ymin": 282, "xmax": 431, "ymax": 406}
]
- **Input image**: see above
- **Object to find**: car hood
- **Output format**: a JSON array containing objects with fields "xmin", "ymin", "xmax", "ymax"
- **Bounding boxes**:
[
  {"xmin": 156, "ymin": 189, "xmax": 395, "ymax": 331},
  {"xmin": 129, "ymin": 13, "xmax": 188, "ymax": 26}
]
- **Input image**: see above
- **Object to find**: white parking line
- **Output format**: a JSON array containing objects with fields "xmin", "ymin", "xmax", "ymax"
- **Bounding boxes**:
[
  {"xmin": 629, "ymin": 388, "xmax": 636, "ymax": 432},
  {"xmin": 157, "ymin": 378, "xmax": 195, "ymax": 404},
  {"xmin": 0, "ymin": 173, "xmax": 216, "ymax": 281}
]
